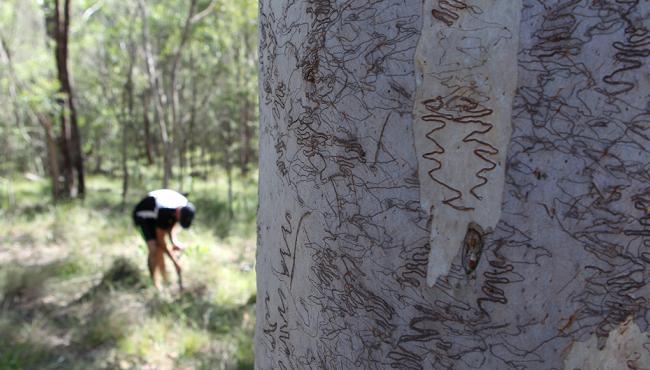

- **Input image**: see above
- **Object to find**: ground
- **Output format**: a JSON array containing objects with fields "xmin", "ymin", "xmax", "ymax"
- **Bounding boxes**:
[{"xmin": 0, "ymin": 173, "xmax": 257, "ymax": 370}]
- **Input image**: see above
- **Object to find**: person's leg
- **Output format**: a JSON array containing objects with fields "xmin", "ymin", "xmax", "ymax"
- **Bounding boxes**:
[
  {"xmin": 140, "ymin": 221, "xmax": 161, "ymax": 289},
  {"xmin": 146, "ymin": 240, "xmax": 160, "ymax": 289},
  {"xmin": 153, "ymin": 227, "xmax": 182, "ymax": 290},
  {"xmin": 154, "ymin": 242, "xmax": 168, "ymax": 283}
]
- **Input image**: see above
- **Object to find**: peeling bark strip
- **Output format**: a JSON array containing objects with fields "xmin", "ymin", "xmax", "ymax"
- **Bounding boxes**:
[
  {"xmin": 413, "ymin": 0, "xmax": 521, "ymax": 286},
  {"xmin": 563, "ymin": 317, "xmax": 650, "ymax": 369}
]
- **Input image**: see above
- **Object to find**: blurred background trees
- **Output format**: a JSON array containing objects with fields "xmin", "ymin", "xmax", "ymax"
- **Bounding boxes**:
[
  {"xmin": 0, "ymin": 2, "xmax": 259, "ymax": 368},
  {"xmin": 0, "ymin": 0, "xmax": 258, "ymax": 203}
]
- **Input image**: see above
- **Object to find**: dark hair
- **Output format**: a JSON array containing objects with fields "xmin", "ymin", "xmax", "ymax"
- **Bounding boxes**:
[{"xmin": 179, "ymin": 202, "xmax": 195, "ymax": 228}]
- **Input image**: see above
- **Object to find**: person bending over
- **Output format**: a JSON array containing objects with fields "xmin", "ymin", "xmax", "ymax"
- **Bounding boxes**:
[{"xmin": 133, "ymin": 189, "xmax": 195, "ymax": 290}]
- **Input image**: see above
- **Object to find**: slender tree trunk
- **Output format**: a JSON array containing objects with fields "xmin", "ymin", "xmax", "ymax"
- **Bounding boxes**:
[
  {"xmin": 139, "ymin": 0, "xmax": 198, "ymax": 188},
  {"xmin": 36, "ymin": 113, "xmax": 62, "ymax": 200},
  {"xmin": 53, "ymin": 0, "xmax": 84, "ymax": 198},
  {"xmin": 180, "ymin": 50, "xmax": 200, "ymax": 188},
  {"xmin": 226, "ymin": 163, "xmax": 233, "ymax": 220},
  {"xmin": 200, "ymin": 140, "xmax": 208, "ymax": 178},
  {"xmin": 121, "ymin": 30, "xmax": 135, "ymax": 207},
  {"xmin": 142, "ymin": 92, "xmax": 155, "ymax": 165},
  {"xmin": 121, "ymin": 111, "xmax": 130, "ymax": 206},
  {"xmin": 238, "ymin": 94, "xmax": 251, "ymax": 176},
  {"xmin": 256, "ymin": 1, "xmax": 650, "ymax": 369},
  {"xmin": 223, "ymin": 119, "xmax": 234, "ymax": 219},
  {"xmin": 187, "ymin": 60, "xmax": 197, "ymax": 178},
  {"xmin": 93, "ymin": 132, "xmax": 103, "ymax": 173},
  {"xmin": 170, "ymin": 0, "xmax": 197, "ymax": 190},
  {"xmin": 239, "ymin": 30, "xmax": 254, "ymax": 176},
  {"xmin": 178, "ymin": 138, "xmax": 187, "ymax": 191},
  {"xmin": 138, "ymin": 0, "xmax": 172, "ymax": 187}
]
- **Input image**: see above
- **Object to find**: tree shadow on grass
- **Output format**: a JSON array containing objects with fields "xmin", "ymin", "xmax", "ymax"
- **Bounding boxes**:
[
  {"xmin": 0, "ymin": 260, "xmax": 89, "ymax": 370},
  {"xmin": 0, "ymin": 258, "xmax": 146, "ymax": 369},
  {"xmin": 0, "ymin": 315, "xmax": 75, "ymax": 370},
  {"xmin": 0, "ymin": 259, "xmax": 84, "ymax": 309},
  {"xmin": 74, "ymin": 257, "xmax": 147, "ymax": 304}
]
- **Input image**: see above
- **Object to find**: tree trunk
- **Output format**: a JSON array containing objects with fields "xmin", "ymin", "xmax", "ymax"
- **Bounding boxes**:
[
  {"xmin": 226, "ymin": 163, "xmax": 233, "ymax": 220},
  {"xmin": 239, "ymin": 93, "xmax": 252, "ymax": 176},
  {"xmin": 142, "ymin": 92, "xmax": 155, "ymax": 166},
  {"xmin": 36, "ymin": 113, "xmax": 62, "ymax": 200},
  {"xmin": 239, "ymin": 29, "xmax": 255, "ymax": 176},
  {"xmin": 53, "ymin": 0, "xmax": 84, "ymax": 198},
  {"xmin": 93, "ymin": 132, "xmax": 103, "ymax": 173},
  {"xmin": 200, "ymin": 140, "xmax": 208, "ymax": 178},
  {"xmin": 121, "ymin": 108, "xmax": 130, "ymax": 207},
  {"xmin": 256, "ymin": 1, "xmax": 650, "ymax": 369},
  {"xmin": 138, "ymin": 0, "xmax": 173, "ymax": 187},
  {"xmin": 223, "ymin": 119, "xmax": 234, "ymax": 219},
  {"xmin": 139, "ymin": 0, "xmax": 198, "ymax": 188},
  {"xmin": 170, "ymin": 0, "xmax": 197, "ymax": 188},
  {"xmin": 121, "ymin": 29, "xmax": 136, "ymax": 207}
]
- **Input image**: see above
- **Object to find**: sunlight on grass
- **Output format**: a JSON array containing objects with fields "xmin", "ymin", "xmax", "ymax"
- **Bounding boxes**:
[
  {"xmin": 118, "ymin": 318, "xmax": 211, "ymax": 359},
  {"xmin": 211, "ymin": 266, "xmax": 256, "ymax": 306}
]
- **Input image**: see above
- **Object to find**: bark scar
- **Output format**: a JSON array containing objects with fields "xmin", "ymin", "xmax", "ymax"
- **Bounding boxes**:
[{"xmin": 462, "ymin": 222, "xmax": 484, "ymax": 274}]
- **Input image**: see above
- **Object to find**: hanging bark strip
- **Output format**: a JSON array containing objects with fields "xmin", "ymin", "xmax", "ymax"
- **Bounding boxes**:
[{"xmin": 413, "ymin": 0, "xmax": 521, "ymax": 286}]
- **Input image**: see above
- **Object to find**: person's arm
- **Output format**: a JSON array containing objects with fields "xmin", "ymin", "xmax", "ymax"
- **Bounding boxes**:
[
  {"xmin": 168, "ymin": 224, "xmax": 185, "ymax": 251},
  {"xmin": 157, "ymin": 227, "xmax": 184, "ymax": 290}
]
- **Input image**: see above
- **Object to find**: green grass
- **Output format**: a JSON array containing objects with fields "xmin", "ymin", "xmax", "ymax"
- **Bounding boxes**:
[{"xmin": 0, "ymin": 172, "xmax": 257, "ymax": 370}]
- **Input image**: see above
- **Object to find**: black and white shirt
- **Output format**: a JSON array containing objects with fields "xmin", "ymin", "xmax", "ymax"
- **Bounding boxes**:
[{"xmin": 133, "ymin": 189, "xmax": 188, "ymax": 230}]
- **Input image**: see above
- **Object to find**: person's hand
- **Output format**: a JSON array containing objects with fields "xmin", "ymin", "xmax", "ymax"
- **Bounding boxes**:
[{"xmin": 172, "ymin": 243, "xmax": 185, "ymax": 252}]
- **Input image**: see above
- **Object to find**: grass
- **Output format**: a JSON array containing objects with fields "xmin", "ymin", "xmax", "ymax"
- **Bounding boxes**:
[{"xmin": 0, "ymin": 172, "xmax": 257, "ymax": 370}]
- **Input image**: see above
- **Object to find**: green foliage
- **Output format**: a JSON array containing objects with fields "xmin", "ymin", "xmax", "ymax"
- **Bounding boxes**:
[
  {"xmin": 0, "ymin": 1, "xmax": 60, "ymax": 176},
  {"xmin": 0, "ymin": 0, "xmax": 259, "ymax": 191}
]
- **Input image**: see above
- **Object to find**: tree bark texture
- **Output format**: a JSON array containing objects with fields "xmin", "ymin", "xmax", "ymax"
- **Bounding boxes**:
[
  {"xmin": 53, "ymin": 0, "xmax": 85, "ymax": 198},
  {"xmin": 142, "ymin": 91, "xmax": 155, "ymax": 166},
  {"xmin": 256, "ymin": 1, "xmax": 650, "ymax": 369}
]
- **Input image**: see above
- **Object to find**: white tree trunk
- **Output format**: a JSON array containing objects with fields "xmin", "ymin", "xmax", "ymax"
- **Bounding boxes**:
[{"xmin": 256, "ymin": 1, "xmax": 650, "ymax": 369}]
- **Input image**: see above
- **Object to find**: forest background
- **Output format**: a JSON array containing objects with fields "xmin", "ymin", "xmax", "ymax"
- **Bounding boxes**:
[{"xmin": 0, "ymin": 1, "xmax": 259, "ymax": 369}]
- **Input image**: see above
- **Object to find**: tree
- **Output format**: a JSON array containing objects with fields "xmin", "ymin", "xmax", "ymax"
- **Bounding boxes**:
[
  {"xmin": 1, "ymin": 0, "xmax": 259, "ymax": 196},
  {"xmin": 48, "ymin": 0, "xmax": 85, "ymax": 198},
  {"xmin": 255, "ymin": 1, "xmax": 650, "ymax": 369},
  {"xmin": 138, "ymin": 0, "xmax": 207, "ymax": 188}
]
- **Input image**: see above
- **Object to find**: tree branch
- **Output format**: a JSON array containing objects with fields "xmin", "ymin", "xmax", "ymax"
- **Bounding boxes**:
[{"xmin": 190, "ymin": 0, "xmax": 217, "ymax": 24}]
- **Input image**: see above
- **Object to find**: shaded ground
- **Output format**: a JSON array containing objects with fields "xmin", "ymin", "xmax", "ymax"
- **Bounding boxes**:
[{"xmin": 0, "ymin": 174, "xmax": 257, "ymax": 370}]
